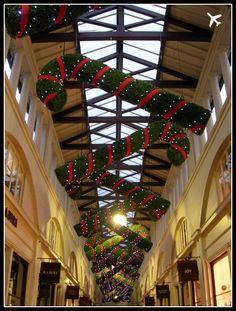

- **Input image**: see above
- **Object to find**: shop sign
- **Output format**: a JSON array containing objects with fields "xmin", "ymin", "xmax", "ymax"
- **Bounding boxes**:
[
  {"xmin": 156, "ymin": 284, "xmax": 170, "ymax": 298},
  {"xmin": 65, "ymin": 285, "xmax": 80, "ymax": 299},
  {"xmin": 5, "ymin": 207, "xmax": 17, "ymax": 227},
  {"xmin": 79, "ymin": 297, "xmax": 91, "ymax": 305},
  {"xmin": 177, "ymin": 260, "xmax": 199, "ymax": 282},
  {"xmin": 40, "ymin": 262, "xmax": 61, "ymax": 283},
  {"xmin": 145, "ymin": 296, "xmax": 155, "ymax": 306}
]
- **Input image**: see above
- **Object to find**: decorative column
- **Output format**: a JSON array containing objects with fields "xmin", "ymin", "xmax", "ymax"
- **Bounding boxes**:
[
  {"xmin": 5, "ymin": 32, "xmax": 11, "ymax": 59},
  {"xmin": 19, "ymin": 73, "xmax": 32, "ymax": 117},
  {"xmin": 186, "ymin": 133, "xmax": 196, "ymax": 178},
  {"xmin": 27, "ymin": 96, "xmax": 38, "ymax": 135},
  {"xmin": 34, "ymin": 107, "xmax": 44, "ymax": 154},
  {"xmin": 201, "ymin": 94, "xmax": 214, "ymax": 139},
  {"xmin": 209, "ymin": 73, "xmax": 223, "ymax": 118},
  {"xmin": 9, "ymin": 48, "xmax": 23, "ymax": 94},
  {"xmin": 192, "ymin": 134, "xmax": 201, "ymax": 162},
  {"xmin": 218, "ymin": 47, "xmax": 231, "ymax": 98},
  {"xmin": 44, "ymin": 123, "xmax": 53, "ymax": 175}
]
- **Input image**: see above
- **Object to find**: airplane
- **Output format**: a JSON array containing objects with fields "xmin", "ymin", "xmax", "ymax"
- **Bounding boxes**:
[{"xmin": 207, "ymin": 12, "xmax": 222, "ymax": 28}]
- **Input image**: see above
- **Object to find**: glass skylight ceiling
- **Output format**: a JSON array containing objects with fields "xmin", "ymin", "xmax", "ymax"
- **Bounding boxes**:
[{"xmin": 77, "ymin": 4, "xmax": 167, "ymax": 225}]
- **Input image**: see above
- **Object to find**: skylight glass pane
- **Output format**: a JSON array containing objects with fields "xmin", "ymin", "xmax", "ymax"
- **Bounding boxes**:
[
  {"xmin": 133, "ymin": 69, "xmax": 157, "ymax": 80},
  {"xmin": 98, "ymin": 124, "xmax": 116, "ymax": 135},
  {"xmin": 124, "ymin": 42, "xmax": 159, "ymax": 64},
  {"xmin": 78, "ymin": 22, "xmax": 114, "ymax": 32},
  {"xmin": 86, "ymin": 88, "xmax": 107, "ymax": 100},
  {"xmin": 122, "ymin": 100, "xmax": 135, "ymax": 111},
  {"xmin": 85, "ymin": 44, "xmax": 117, "ymax": 59},
  {"xmin": 90, "ymin": 9, "xmax": 117, "ymax": 24},
  {"xmin": 123, "ymin": 58, "xmax": 146, "ymax": 72},
  {"xmin": 130, "ymin": 22, "xmax": 164, "ymax": 32},
  {"xmin": 124, "ymin": 8, "xmax": 149, "ymax": 26},
  {"xmin": 80, "ymin": 41, "xmax": 116, "ymax": 55}
]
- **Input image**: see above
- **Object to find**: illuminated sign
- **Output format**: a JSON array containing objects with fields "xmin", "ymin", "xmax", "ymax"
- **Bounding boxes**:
[
  {"xmin": 40, "ymin": 262, "xmax": 61, "ymax": 283},
  {"xmin": 156, "ymin": 284, "xmax": 170, "ymax": 298},
  {"xmin": 177, "ymin": 260, "xmax": 199, "ymax": 282},
  {"xmin": 65, "ymin": 286, "xmax": 80, "ymax": 299}
]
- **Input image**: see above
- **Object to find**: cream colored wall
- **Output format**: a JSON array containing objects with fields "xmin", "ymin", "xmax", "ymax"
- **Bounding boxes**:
[
  {"xmin": 133, "ymin": 5, "xmax": 231, "ymax": 304},
  {"xmin": 5, "ymin": 37, "xmax": 101, "ymax": 307}
]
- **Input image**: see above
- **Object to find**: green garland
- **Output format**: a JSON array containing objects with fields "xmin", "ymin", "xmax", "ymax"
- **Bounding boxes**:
[
  {"xmin": 55, "ymin": 119, "xmax": 190, "ymax": 191},
  {"xmin": 5, "ymin": 5, "xmax": 89, "ymax": 38},
  {"xmin": 84, "ymin": 222, "xmax": 152, "ymax": 260},
  {"xmin": 85, "ymin": 235, "xmax": 124, "ymax": 261},
  {"xmin": 36, "ymin": 53, "xmax": 211, "ymax": 135},
  {"xmin": 89, "ymin": 169, "xmax": 170, "ymax": 222},
  {"xmin": 74, "ymin": 201, "xmax": 136, "ymax": 237}
]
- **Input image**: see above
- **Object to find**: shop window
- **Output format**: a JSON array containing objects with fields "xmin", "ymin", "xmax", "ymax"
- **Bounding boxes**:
[
  {"xmin": 68, "ymin": 252, "xmax": 77, "ymax": 279},
  {"xmin": 176, "ymin": 218, "xmax": 189, "ymax": 255},
  {"xmin": 24, "ymin": 99, "xmax": 31, "ymax": 123},
  {"xmin": 211, "ymin": 253, "xmax": 231, "ymax": 306},
  {"xmin": 47, "ymin": 219, "xmax": 64, "ymax": 261},
  {"xmin": 5, "ymin": 49, "xmax": 14, "ymax": 78},
  {"xmin": 7, "ymin": 252, "xmax": 28, "ymax": 306},
  {"xmin": 5, "ymin": 140, "xmax": 24, "ymax": 202},
  {"xmin": 216, "ymin": 147, "xmax": 231, "ymax": 202},
  {"xmin": 16, "ymin": 78, "xmax": 22, "ymax": 103},
  {"xmin": 33, "ymin": 119, "xmax": 37, "ymax": 141}
]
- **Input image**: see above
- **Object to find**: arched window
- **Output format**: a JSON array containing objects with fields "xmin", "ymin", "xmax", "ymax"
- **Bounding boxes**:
[
  {"xmin": 176, "ymin": 218, "xmax": 189, "ymax": 256},
  {"xmin": 68, "ymin": 252, "xmax": 78, "ymax": 280},
  {"xmin": 47, "ymin": 218, "xmax": 64, "ymax": 261},
  {"xmin": 215, "ymin": 144, "xmax": 231, "ymax": 202},
  {"xmin": 5, "ymin": 139, "xmax": 24, "ymax": 202}
]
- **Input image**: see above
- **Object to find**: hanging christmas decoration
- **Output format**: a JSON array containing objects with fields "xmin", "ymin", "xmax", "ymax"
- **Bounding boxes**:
[
  {"xmin": 36, "ymin": 53, "xmax": 211, "ymax": 135},
  {"xmin": 90, "ymin": 169, "xmax": 170, "ymax": 222},
  {"xmin": 5, "ymin": 5, "xmax": 100, "ymax": 38},
  {"xmin": 55, "ymin": 119, "xmax": 190, "ymax": 190}
]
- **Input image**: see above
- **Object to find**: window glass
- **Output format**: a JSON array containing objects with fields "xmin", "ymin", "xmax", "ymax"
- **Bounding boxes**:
[
  {"xmin": 211, "ymin": 254, "xmax": 231, "ymax": 306},
  {"xmin": 216, "ymin": 147, "xmax": 231, "ymax": 202},
  {"xmin": 5, "ymin": 140, "xmax": 24, "ymax": 201},
  {"xmin": 176, "ymin": 218, "xmax": 188, "ymax": 255}
]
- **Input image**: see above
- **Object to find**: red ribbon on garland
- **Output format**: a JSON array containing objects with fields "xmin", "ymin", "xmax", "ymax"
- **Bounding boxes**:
[
  {"xmin": 38, "ymin": 75, "xmax": 63, "ymax": 85},
  {"xmin": 70, "ymin": 58, "xmax": 91, "ymax": 79},
  {"xmin": 113, "ymin": 77, "xmax": 134, "ymax": 96},
  {"xmin": 163, "ymin": 100, "xmax": 187, "ymax": 120},
  {"xmin": 54, "ymin": 5, "xmax": 67, "ymax": 24},
  {"xmin": 125, "ymin": 136, "xmax": 132, "ymax": 157},
  {"xmin": 96, "ymin": 171, "xmax": 110, "ymax": 184},
  {"xmin": 94, "ymin": 215, "xmax": 99, "ymax": 230},
  {"xmin": 167, "ymin": 133, "xmax": 187, "ymax": 142},
  {"xmin": 136, "ymin": 88, "xmax": 160, "ymax": 109},
  {"xmin": 107, "ymin": 144, "xmax": 113, "ymax": 165},
  {"xmin": 16, "ymin": 5, "xmax": 30, "ymax": 38},
  {"xmin": 43, "ymin": 92, "xmax": 58, "ymax": 105},
  {"xmin": 190, "ymin": 123, "xmax": 205, "ymax": 133},
  {"xmin": 112, "ymin": 178, "xmax": 125, "ymax": 191},
  {"xmin": 142, "ymin": 194, "xmax": 155, "ymax": 206},
  {"xmin": 86, "ymin": 152, "xmax": 93, "ymax": 177},
  {"xmin": 91, "ymin": 66, "xmax": 111, "ymax": 86},
  {"xmin": 57, "ymin": 57, "xmax": 66, "ymax": 81},
  {"xmin": 170, "ymin": 144, "xmax": 187, "ymax": 159},
  {"xmin": 82, "ymin": 220, "xmax": 87, "ymax": 235},
  {"xmin": 160, "ymin": 121, "xmax": 172, "ymax": 140},
  {"xmin": 143, "ymin": 127, "xmax": 149, "ymax": 149},
  {"xmin": 67, "ymin": 161, "xmax": 74, "ymax": 183},
  {"xmin": 124, "ymin": 187, "xmax": 141, "ymax": 197}
]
